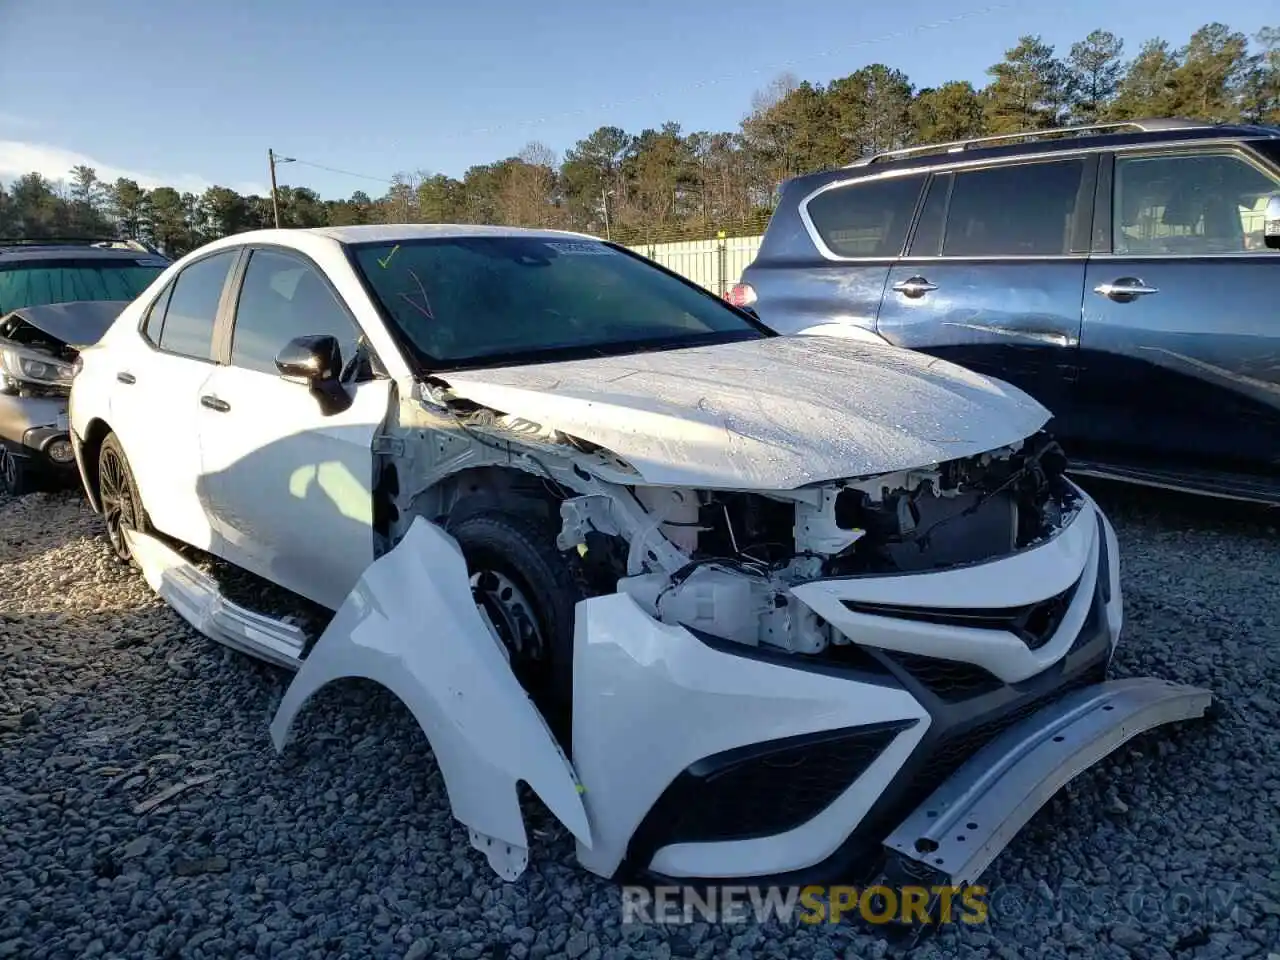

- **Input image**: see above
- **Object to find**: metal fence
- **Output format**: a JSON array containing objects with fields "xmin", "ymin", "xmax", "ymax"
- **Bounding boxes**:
[{"xmin": 625, "ymin": 234, "xmax": 764, "ymax": 296}]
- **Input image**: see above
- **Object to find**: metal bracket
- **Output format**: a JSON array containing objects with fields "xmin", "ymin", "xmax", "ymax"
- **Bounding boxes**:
[
  {"xmin": 373, "ymin": 434, "xmax": 406, "ymax": 457},
  {"xmin": 557, "ymin": 495, "xmax": 621, "ymax": 550},
  {"xmin": 469, "ymin": 828, "xmax": 530, "ymax": 881}
]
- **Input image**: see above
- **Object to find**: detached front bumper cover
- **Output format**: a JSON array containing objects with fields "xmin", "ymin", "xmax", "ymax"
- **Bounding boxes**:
[{"xmin": 883, "ymin": 677, "xmax": 1213, "ymax": 885}]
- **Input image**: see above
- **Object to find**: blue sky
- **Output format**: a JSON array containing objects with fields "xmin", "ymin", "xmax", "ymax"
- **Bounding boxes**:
[{"xmin": 0, "ymin": 0, "xmax": 1272, "ymax": 199}]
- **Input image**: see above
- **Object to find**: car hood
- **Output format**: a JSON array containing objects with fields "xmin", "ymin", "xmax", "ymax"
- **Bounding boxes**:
[
  {"xmin": 439, "ymin": 335, "xmax": 1051, "ymax": 490},
  {"xmin": 1, "ymin": 300, "xmax": 132, "ymax": 348}
]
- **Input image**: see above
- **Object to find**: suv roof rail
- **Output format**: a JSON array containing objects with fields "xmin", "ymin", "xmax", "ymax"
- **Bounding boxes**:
[
  {"xmin": 0, "ymin": 236, "xmax": 163, "ymax": 255},
  {"xmin": 845, "ymin": 118, "xmax": 1213, "ymax": 167}
]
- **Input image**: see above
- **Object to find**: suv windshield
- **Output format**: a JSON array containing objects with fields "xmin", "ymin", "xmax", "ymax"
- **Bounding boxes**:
[
  {"xmin": 0, "ymin": 257, "xmax": 166, "ymax": 312},
  {"xmin": 349, "ymin": 235, "xmax": 766, "ymax": 369}
]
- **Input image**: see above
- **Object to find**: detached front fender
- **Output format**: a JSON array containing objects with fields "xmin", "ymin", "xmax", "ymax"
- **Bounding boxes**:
[{"xmin": 269, "ymin": 517, "xmax": 592, "ymax": 880}]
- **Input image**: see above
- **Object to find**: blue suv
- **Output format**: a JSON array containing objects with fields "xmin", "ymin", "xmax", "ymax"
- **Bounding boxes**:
[{"xmin": 736, "ymin": 119, "xmax": 1280, "ymax": 504}]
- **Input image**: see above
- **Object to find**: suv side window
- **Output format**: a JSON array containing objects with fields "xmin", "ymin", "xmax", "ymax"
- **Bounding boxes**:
[
  {"xmin": 156, "ymin": 251, "xmax": 236, "ymax": 361},
  {"xmin": 805, "ymin": 174, "xmax": 926, "ymax": 258},
  {"xmin": 943, "ymin": 159, "xmax": 1086, "ymax": 257},
  {"xmin": 230, "ymin": 249, "xmax": 361, "ymax": 376},
  {"xmin": 1114, "ymin": 152, "xmax": 1280, "ymax": 255}
]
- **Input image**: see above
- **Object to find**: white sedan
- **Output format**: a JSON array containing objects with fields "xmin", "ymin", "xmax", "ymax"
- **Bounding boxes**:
[{"xmin": 68, "ymin": 224, "xmax": 1211, "ymax": 892}]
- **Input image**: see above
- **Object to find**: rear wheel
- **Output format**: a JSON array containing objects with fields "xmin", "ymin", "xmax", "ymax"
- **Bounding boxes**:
[
  {"xmin": 447, "ymin": 510, "xmax": 585, "ymax": 748},
  {"xmin": 0, "ymin": 446, "xmax": 31, "ymax": 497},
  {"xmin": 98, "ymin": 433, "xmax": 150, "ymax": 563}
]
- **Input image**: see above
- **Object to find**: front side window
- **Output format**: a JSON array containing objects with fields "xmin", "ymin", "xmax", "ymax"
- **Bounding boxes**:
[
  {"xmin": 230, "ymin": 249, "xmax": 361, "ymax": 375},
  {"xmin": 156, "ymin": 251, "xmax": 236, "ymax": 361},
  {"xmin": 805, "ymin": 174, "xmax": 926, "ymax": 258},
  {"xmin": 0, "ymin": 258, "xmax": 166, "ymax": 313},
  {"xmin": 1114, "ymin": 152, "xmax": 1280, "ymax": 255},
  {"xmin": 943, "ymin": 159, "xmax": 1085, "ymax": 257},
  {"xmin": 349, "ymin": 236, "xmax": 765, "ymax": 369}
]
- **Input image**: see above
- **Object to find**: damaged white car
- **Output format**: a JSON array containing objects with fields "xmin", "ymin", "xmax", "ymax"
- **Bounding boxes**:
[{"xmin": 68, "ymin": 225, "xmax": 1211, "ymax": 891}]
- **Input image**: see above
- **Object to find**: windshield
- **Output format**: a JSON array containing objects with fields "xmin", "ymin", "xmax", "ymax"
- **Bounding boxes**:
[
  {"xmin": 0, "ymin": 258, "xmax": 166, "ymax": 313},
  {"xmin": 349, "ymin": 235, "xmax": 766, "ymax": 369}
]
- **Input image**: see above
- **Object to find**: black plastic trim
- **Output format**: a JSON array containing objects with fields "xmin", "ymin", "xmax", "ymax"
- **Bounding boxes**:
[
  {"xmin": 842, "ymin": 572, "xmax": 1083, "ymax": 652},
  {"xmin": 625, "ymin": 719, "xmax": 917, "ymax": 862},
  {"xmin": 1092, "ymin": 152, "xmax": 1115, "ymax": 253}
]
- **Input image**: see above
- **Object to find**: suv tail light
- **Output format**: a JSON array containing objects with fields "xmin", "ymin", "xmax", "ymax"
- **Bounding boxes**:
[{"xmin": 725, "ymin": 282, "xmax": 757, "ymax": 308}]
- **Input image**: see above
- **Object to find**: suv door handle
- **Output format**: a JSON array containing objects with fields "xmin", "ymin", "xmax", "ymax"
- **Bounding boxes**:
[
  {"xmin": 116, "ymin": 371, "xmax": 136, "ymax": 385},
  {"xmin": 1094, "ymin": 278, "xmax": 1159, "ymax": 301},
  {"xmin": 200, "ymin": 395, "xmax": 230, "ymax": 413},
  {"xmin": 892, "ymin": 276, "xmax": 938, "ymax": 297}
]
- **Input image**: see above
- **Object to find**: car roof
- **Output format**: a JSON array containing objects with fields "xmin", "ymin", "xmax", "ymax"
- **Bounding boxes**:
[
  {"xmin": 786, "ymin": 120, "xmax": 1280, "ymax": 189},
  {"xmin": 0, "ymin": 242, "xmax": 166, "ymax": 263},
  {"xmin": 309, "ymin": 223, "xmax": 601, "ymax": 244}
]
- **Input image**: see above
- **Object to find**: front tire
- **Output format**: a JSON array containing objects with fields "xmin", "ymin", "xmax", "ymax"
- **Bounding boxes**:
[
  {"xmin": 446, "ymin": 510, "xmax": 585, "ymax": 748},
  {"xmin": 97, "ymin": 432, "xmax": 150, "ymax": 563}
]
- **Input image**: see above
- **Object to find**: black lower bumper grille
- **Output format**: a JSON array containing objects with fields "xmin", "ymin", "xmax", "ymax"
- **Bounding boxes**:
[
  {"xmin": 627, "ymin": 720, "xmax": 914, "ymax": 857},
  {"xmin": 881, "ymin": 650, "xmax": 1005, "ymax": 702}
]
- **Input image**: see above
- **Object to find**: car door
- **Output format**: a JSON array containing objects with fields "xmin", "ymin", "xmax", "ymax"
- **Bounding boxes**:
[
  {"xmin": 747, "ymin": 171, "xmax": 928, "ymax": 336},
  {"xmin": 876, "ymin": 156, "xmax": 1096, "ymax": 441},
  {"xmin": 197, "ymin": 246, "xmax": 393, "ymax": 610},
  {"xmin": 109, "ymin": 249, "xmax": 239, "ymax": 550},
  {"xmin": 1078, "ymin": 145, "xmax": 1280, "ymax": 476}
]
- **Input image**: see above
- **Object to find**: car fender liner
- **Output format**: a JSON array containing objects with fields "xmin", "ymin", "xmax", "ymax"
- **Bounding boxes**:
[{"xmin": 269, "ymin": 517, "xmax": 592, "ymax": 881}]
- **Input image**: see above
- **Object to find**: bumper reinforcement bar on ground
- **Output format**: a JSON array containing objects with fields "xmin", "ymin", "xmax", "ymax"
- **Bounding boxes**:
[{"xmin": 882, "ymin": 677, "xmax": 1213, "ymax": 886}]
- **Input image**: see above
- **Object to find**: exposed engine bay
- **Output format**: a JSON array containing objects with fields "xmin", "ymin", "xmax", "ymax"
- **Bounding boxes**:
[
  {"xmin": 573, "ymin": 432, "xmax": 1076, "ymax": 654},
  {"xmin": 385, "ymin": 378, "xmax": 1077, "ymax": 658}
]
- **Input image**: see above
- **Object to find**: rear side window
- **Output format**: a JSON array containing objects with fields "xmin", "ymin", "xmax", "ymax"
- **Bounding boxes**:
[
  {"xmin": 156, "ymin": 252, "xmax": 236, "ymax": 361},
  {"xmin": 1114, "ymin": 152, "xmax": 1280, "ymax": 255},
  {"xmin": 805, "ymin": 174, "xmax": 926, "ymax": 258},
  {"xmin": 943, "ymin": 160, "xmax": 1085, "ymax": 257},
  {"xmin": 230, "ymin": 249, "xmax": 360, "ymax": 375},
  {"xmin": 141, "ymin": 283, "xmax": 174, "ymax": 344}
]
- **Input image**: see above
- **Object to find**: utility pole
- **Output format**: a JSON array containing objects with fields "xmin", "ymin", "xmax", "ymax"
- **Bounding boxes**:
[
  {"xmin": 268, "ymin": 148, "xmax": 295, "ymax": 229},
  {"xmin": 601, "ymin": 186, "xmax": 611, "ymax": 240}
]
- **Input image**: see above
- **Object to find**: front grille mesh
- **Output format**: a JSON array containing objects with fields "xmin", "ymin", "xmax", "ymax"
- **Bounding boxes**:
[{"xmin": 882, "ymin": 650, "xmax": 1004, "ymax": 702}]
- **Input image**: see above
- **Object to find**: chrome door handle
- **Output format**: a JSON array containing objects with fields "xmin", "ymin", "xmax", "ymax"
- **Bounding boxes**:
[
  {"xmin": 200, "ymin": 395, "xmax": 230, "ymax": 413},
  {"xmin": 116, "ymin": 371, "xmax": 136, "ymax": 385},
  {"xmin": 1094, "ymin": 278, "xmax": 1159, "ymax": 301},
  {"xmin": 892, "ymin": 276, "xmax": 938, "ymax": 297}
]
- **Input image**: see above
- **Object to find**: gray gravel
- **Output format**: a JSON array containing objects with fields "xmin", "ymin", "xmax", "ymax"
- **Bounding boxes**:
[{"xmin": 1, "ymin": 484, "xmax": 1277, "ymax": 960}]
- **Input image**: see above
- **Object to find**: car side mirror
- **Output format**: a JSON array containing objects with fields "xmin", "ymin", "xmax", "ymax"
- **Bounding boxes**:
[
  {"xmin": 1265, "ymin": 194, "xmax": 1280, "ymax": 251},
  {"xmin": 275, "ymin": 335, "xmax": 353, "ymax": 416}
]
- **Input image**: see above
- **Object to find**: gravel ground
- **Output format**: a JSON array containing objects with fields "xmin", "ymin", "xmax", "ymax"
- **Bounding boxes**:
[{"xmin": 0, "ymin": 484, "xmax": 1277, "ymax": 960}]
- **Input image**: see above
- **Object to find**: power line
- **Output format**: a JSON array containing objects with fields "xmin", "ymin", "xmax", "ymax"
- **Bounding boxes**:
[{"xmin": 286, "ymin": 157, "xmax": 398, "ymax": 184}]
